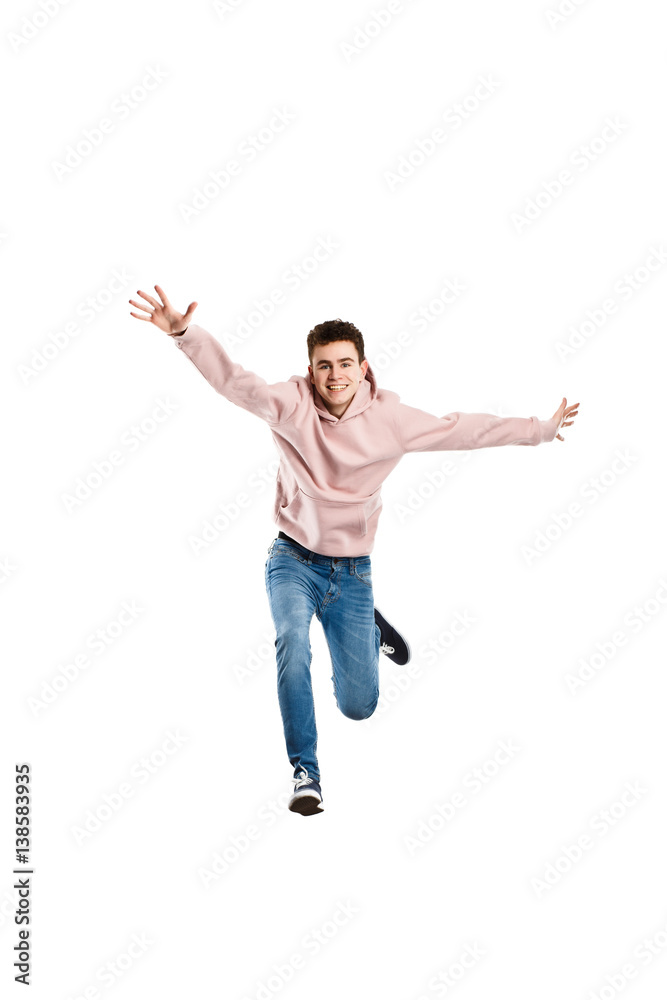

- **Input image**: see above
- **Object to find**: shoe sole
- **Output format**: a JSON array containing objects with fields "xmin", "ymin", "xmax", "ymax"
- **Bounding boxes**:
[
  {"xmin": 289, "ymin": 791, "xmax": 324, "ymax": 816},
  {"xmin": 375, "ymin": 605, "xmax": 411, "ymax": 665}
]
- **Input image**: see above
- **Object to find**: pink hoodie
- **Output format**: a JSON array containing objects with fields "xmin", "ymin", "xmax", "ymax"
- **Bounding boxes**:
[{"xmin": 172, "ymin": 324, "xmax": 558, "ymax": 556}]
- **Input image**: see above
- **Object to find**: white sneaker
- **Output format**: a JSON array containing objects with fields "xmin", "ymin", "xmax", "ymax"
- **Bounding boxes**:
[{"xmin": 288, "ymin": 769, "xmax": 324, "ymax": 815}]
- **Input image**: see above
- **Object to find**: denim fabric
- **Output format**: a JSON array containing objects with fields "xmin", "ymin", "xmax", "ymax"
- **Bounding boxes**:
[{"xmin": 265, "ymin": 536, "xmax": 381, "ymax": 781}]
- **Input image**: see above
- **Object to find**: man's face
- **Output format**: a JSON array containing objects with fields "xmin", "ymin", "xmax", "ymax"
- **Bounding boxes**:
[{"xmin": 308, "ymin": 340, "xmax": 369, "ymax": 418}]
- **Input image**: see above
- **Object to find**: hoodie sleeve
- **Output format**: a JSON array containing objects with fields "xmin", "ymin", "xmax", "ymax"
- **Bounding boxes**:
[
  {"xmin": 171, "ymin": 323, "xmax": 299, "ymax": 425},
  {"xmin": 394, "ymin": 401, "xmax": 559, "ymax": 452}
]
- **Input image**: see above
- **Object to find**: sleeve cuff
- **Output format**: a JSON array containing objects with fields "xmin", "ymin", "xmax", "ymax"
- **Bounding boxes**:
[{"xmin": 538, "ymin": 416, "xmax": 559, "ymax": 443}]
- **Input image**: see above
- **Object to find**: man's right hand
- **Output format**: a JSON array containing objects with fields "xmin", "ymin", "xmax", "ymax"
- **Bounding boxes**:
[{"xmin": 129, "ymin": 284, "xmax": 198, "ymax": 335}]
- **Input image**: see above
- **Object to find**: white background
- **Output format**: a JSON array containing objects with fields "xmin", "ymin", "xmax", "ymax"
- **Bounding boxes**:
[{"xmin": 3, "ymin": 1, "xmax": 667, "ymax": 997}]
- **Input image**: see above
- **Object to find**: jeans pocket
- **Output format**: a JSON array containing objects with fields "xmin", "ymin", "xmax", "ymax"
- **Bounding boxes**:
[
  {"xmin": 272, "ymin": 540, "xmax": 309, "ymax": 565},
  {"xmin": 353, "ymin": 567, "xmax": 373, "ymax": 588}
]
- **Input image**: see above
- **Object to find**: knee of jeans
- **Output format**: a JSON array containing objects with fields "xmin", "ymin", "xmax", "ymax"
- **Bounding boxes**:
[
  {"xmin": 274, "ymin": 627, "xmax": 312, "ymax": 662},
  {"xmin": 339, "ymin": 693, "xmax": 378, "ymax": 721},
  {"xmin": 275, "ymin": 623, "xmax": 311, "ymax": 645}
]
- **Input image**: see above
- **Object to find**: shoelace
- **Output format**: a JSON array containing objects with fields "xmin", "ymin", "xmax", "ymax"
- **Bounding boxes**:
[
  {"xmin": 380, "ymin": 642, "xmax": 395, "ymax": 654},
  {"xmin": 293, "ymin": 769, "xmax": 315, "ymax": 789}
]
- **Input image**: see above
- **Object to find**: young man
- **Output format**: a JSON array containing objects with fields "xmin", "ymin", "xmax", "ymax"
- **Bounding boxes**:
[{"xmin": 129, "ymin": 285, "xmax": 579, "ymax": 816}]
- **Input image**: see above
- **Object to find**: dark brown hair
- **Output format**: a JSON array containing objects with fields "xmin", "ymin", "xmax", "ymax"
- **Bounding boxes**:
[{"xmin": 307, "ymin": 319, "xmax": 365, "ymax": 366}]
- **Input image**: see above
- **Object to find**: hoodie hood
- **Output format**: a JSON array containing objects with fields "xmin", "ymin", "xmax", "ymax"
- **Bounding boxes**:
[{"xmin": 310, "ymin": 362, "xmax": 379, "ymax": 422}]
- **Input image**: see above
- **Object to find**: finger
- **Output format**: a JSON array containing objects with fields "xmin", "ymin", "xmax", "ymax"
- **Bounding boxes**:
[
  {"xmin": 137, "ymin": 289, "xmax": 160, "ymax": 308},
  {"xmin": 154, "ymin": 284, "xmax": 171, "ymax": 306},
  {"xmin": 129, "ymin": 312, "xmax": 152, "ymax": 321},
  {"xmin": 556, "ymin": 433, "xmax": 563, "ymax": 441},
  {"xmin": 129, "ymin": 298, "xmax": 153, "ymax": 315}
]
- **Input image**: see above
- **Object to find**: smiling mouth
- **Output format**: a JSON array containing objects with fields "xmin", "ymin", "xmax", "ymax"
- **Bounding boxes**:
[{"xmin": 327, "ymin": 385, "xmax": 348, "ymax": 391}]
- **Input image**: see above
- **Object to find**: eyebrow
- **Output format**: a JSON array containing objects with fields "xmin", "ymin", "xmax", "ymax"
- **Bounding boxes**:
[{"xmin": 316, "ymin": 357, "xmax": 355, "ymax": 365}]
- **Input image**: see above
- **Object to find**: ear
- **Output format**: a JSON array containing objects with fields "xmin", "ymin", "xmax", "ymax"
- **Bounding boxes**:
[
  {"xmin": 360, "ymin": 359, "xmax": 369, "ymax": 378},
  {"xmin": 307, "ymin": 364, "xmax": 313, "ymax": 382}
]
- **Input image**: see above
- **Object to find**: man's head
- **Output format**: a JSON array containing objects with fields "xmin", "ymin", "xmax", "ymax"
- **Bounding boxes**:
[{"xmin": 307, "ymin": 319, "xmax": 369, "ymax": 418}]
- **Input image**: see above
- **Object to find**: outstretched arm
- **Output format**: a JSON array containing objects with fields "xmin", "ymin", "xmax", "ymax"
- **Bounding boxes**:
[
  {"xmin": 129, "ymin": 284, "xmax": 299, "ymax": 425},
  {"xmin": 394, "ymin": 397, "xmax": 580, "ymax": 453}
]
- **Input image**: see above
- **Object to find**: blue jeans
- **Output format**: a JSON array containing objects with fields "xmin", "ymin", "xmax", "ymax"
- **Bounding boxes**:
[{"xmin": 264, "ymin": 536, "xmax": 381, "ymax": 781}]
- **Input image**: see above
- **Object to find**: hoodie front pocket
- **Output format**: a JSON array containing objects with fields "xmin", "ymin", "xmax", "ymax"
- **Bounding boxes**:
[
  {"xmin": 300, "ymin": 487, "xmax": 383, "ymax": 537},
  {"xmin": 280, "ymin": 487, "xmax": 382, "ymax": 549},
  {"xmin": 283, "ymin": 489, "xmax": 365, "ymax": 534}
]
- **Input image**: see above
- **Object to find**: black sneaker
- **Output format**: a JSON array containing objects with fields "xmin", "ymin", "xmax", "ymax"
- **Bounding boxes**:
[
  {"xmin": 288, "ymin": 769, "xmax": 324, "ymax": 815},
  {"xmin": 374, "ymin": 606, "xmax": 411, "ymax": 666}
]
